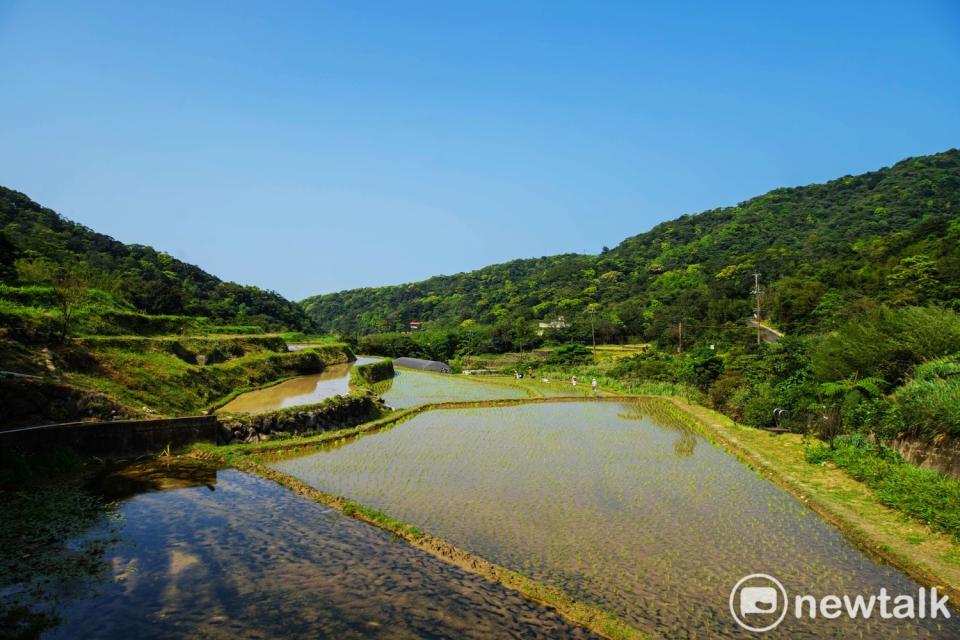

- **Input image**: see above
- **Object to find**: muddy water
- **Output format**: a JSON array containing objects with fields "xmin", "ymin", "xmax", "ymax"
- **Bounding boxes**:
[
  {"xmin": 378, "ymin": 368, "xmax": 527, "ymax": 408},
  {"xmin": 219, "ymin": 356, "xmax": 381, "ymax": 413},
  {"xmin": 271, "ymin": 401, "xmax": 960, "ymax": 639},
  {"xmin": 37, "ymin": 460, "xmax": 599, "ymax": 639}
]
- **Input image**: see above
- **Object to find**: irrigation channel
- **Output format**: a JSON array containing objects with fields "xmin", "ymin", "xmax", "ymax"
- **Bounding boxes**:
[{"xmin": 268, "ymin": 399, "xmax": 960, "ymax": 639}]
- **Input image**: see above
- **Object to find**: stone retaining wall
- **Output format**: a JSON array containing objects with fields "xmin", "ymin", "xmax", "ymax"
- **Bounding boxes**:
[
  {"xmin": 350, "ymin": 358, "xmax": 395, "ymax": 385},
  {"xmin": 892, "ymin": 435, "xmax": 960, "ymax": 479},
  {"xmin": 217, "ymin": 391, "xmax": 384, "ymax": 444},
  {"xmin": 0, "ymin": 376, "xmax": 133, "ymax": 429}
]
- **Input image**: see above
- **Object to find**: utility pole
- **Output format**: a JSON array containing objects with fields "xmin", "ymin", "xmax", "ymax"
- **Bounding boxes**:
[
  {"xmin": 587, "ymin": 306, "xmax": 597, "ymax": 359},
  {"xmin": 752, "ymin": 272, "xmax": 763, "ymax": 346},
  {"xmin": 678, "ymin": 320, "xmax": 683, "ymax": 353}
]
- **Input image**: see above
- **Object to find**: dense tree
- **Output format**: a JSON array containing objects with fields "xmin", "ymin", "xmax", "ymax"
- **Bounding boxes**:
[
  {"xmin": 303, "ymin": 149, "xmax": 960, "ymax": 348},
  {"xmin": 0, "ymin": 187, "xmax": 315, "ymax": 331}
]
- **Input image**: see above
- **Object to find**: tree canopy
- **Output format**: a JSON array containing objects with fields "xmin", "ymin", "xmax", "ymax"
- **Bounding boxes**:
[
  {"xmin": 0, "ymin": 187, "xmax": 315, "ymax": 332},
  {"xmin": 302, "ymin": 149, "xmax": 960, "ymax": 345}
]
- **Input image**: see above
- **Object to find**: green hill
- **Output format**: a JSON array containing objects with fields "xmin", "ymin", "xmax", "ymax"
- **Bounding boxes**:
[
  {"xmin": 0, "ymin": 186, "xmax": 327, "ymax": 425},
  {"xmin": 0, "ymin": 186, "xmax": 315, "ymax": 334},
  {"xmin": 302, "ymin": 149, "xmax": 960, "ymax": 343}
]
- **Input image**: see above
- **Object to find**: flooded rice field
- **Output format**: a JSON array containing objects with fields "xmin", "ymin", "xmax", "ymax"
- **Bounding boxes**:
[
  {"xmin": 217, "ymin": 359, "xmax": 527, "ymax": 414},
  {"xmin": 219, "ymin": 356, "xmax": 381, "ymax": 413},
  {"xmin": 271, "ymin": 401, "xmax": 960, "ymax": 639},
  {"xmin": 378, "ymin": 369, "xmax": 528, "ymax": 408},
  {"xmin": 24, "ymin": 460, "xmax": 599, "ymax": 639}
]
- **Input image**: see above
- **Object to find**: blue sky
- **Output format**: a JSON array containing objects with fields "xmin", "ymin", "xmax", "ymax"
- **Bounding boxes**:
[{"xmin": 1, "ymin": 1, "xmax": 958, "ymax": 300}]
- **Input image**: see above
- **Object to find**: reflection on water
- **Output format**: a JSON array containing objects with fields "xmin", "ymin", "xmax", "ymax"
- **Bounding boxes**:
[
  {"xmin": 219, "ymin": 357, "xmax": 381, "ymax": 414},
  {"xmin": 91, "ymin": 459, "xmax": 218, "ymax": 501},
  {"xmin": 272, "ymin": 401, "xmax": 960, "ymax": 639},
  {"xmin": 38, "ymin": 461, "xmax": 598, "ymax": 640},
  {"xmin": 286, "ymin": 343, "xmax": 321, "ymax": 351},
  {"xmin": 377, "ymin": 369, "xmax": 527, "ymax": 408}
]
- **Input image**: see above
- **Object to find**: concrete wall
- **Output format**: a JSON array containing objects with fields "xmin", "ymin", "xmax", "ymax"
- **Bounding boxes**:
[
  {"xmin": 0, "ymin": 415, "xmax": 218, "ymax": 458},
  {"xmin": 892, "ymin": 436, "xmax": 960, "ymax": 479}
]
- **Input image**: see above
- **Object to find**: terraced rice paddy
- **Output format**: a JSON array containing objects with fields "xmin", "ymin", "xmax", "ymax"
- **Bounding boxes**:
[
  {"xmin": 271, "ymin": 401, "xmax": 960, "ymax": 639},
  {"xmin": 37, "ymin": 461, "xmax": 599, "ymax": 639},
  {"xmin": 219, "ymin": 356, "xmax": 381, "ymax": 413},
  {"xmin": 377, "ymin": 368, "xmax": 528, "ymax": 408}
]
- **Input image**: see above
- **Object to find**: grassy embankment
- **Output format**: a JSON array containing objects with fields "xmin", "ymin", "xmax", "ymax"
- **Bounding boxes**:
[
  {"xmin": 349, "ymin": 358, "xmax": 395, "ymax": 387},
  {"xmin": 806, "ymin": 436, "xmax": 960, "ymax": 541},
  {"xmin": 1, "ymin": 284, "xmax": 355, "ymax": 419},
  {"xmin": 0, "ymin": 284, "xmax": 263, "ymax": 340},
  {"xmin": 64, "ymin": 339, "xmax": 354, "ymax": 415},
  {"xmin": 280, "ymin": 332, "xmax": 345, "ymax": 344},
  {"xmin": 453, "ymin": 343, "xmax": 696, "ymax": 399}
]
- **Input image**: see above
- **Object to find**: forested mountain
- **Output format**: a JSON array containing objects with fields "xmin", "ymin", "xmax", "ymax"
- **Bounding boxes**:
[
  {"xmin": 0, "ymin": 187, "xmax": 314, "ymax": 331},
  {"xmin": 303, "ymin": 149, "xmax": 960, "ymax": 342}
]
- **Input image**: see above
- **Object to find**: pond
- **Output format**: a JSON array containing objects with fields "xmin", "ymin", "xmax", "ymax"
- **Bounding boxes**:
[
  {"xmin": 377, "ymin": 368, "xmax": 528, "ymax": 408},
  {"xmin": 219, "ymin": 356, "xmax": 381, "ymax": 414},
  {"xmin": 19, "ymin": 460, "xmax": 599, "ymax": 639},
  {"xmin": 270, "ymin": 400, "xmax": 960, "ymax": 639}
]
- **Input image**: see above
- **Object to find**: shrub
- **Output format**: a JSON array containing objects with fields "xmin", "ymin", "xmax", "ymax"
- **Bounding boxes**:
[
  {"xmin": 608, "ymin": 351, "xmax": 674, "ymax": 380},
  {"xmin": 708, "ymin": 372, "xmax": 744, "ymax": 413},
  {"xmin": 674, "ymin": 348, "xmax": 724, "ymax": 391},
  {"xmin": 895, "ymin": 355, "xmax": 960, "ymax": 437},
  {"xmin": 543, "ymin": 343, "xmax": 593, "ymax": 365},
  {"xmin": 358, "ymin": 333, "xmax": 427, "ymax": 359},
  {"xmin": 811, "ymin": 306, "xmax": 960, "ymax": 384},
  {"xmin": 739, "ymin": 382, "xmax": 779, "ymax": 428}
]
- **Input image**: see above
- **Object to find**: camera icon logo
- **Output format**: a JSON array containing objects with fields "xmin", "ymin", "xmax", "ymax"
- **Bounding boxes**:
[
  {"xmin": 740, "ymin": 586, "xmax": 778, "ymax": 615},
  {"xmin": 729, "ymin": 573, "xmax": 788, "ymax": 632}
]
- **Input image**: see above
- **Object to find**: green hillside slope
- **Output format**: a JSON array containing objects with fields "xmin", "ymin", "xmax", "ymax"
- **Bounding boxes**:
[
  {"xmin": 0, "ymin": 186, "xmax": 314, "ymax": 332},
  {"xmin": 303, "ymin": 149, "xmax": 960, "ymax": 342}
]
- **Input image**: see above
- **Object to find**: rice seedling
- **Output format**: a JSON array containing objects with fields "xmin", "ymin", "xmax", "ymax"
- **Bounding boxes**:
[
  {"xmin": 378, "ymin": 369, "xmax": 528, "ymax": 408},
  {"xmin": 268, "ymin": 400, "xmax": 957, "ymax": 638}
]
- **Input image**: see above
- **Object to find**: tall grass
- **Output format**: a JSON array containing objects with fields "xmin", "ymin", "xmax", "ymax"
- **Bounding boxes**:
[
  {"xmin": 894, "ymin": 355, "xmax": 960, "ymax": 437},
  {"xmin": 812, "ymin": 306, "xmax": 960, "ymax": 384}
]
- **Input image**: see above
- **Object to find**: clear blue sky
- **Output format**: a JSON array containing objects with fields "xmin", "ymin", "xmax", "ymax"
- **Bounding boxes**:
[{"xmin": 1, "ymin": 1, "xmax": 958, "ymax": 300}]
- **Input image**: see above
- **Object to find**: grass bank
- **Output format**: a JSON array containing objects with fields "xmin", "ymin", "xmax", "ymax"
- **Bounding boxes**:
[
  {"xmin": 349, "ymin": 358, "xmax": 394, "ymax": 386},
  {"xmin": 807, "ymin": 436, "xmax": 960, "ymax": 541},
  {"xmin": 65, "ymin": 342, "xmax": 354, "ymax": 416}
]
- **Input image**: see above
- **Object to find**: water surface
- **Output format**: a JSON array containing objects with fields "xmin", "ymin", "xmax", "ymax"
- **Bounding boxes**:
[
  {"xmin": 379, "ymin": 368, "xmax": 528, "ymax": 408},
  {"xmin": 272, "ymin": 401, "xmax": 960, "ymax": 639},
  {"xmin": 219, "ymin": 356, "xmax": 381, "ymax": 413},
  {"xmin": 36, "ymin": 461, "xmax": 599, "ymax": 639}
]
